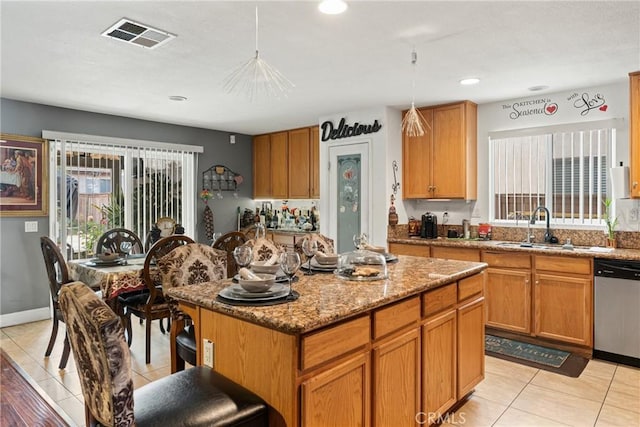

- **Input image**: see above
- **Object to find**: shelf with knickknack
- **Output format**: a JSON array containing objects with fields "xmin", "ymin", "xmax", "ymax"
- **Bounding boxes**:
[{"xmin": 202, "ymin": 164, "xmax": 243, "ymax": 199}]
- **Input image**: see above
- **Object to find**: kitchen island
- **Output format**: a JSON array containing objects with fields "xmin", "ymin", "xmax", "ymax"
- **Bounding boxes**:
[{"xmin": 167, "ymin": 255, "xmax": 487, "ymax": 427}]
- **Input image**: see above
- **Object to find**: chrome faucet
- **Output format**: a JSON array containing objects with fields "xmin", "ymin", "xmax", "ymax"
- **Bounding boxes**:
[{"xmin": 530, "ymin": 206, "xmax": 552, "ymax": 243}]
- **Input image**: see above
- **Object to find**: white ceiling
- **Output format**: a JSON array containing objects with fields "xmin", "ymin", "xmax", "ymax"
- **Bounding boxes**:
[{"xmin": 1, "ymin": 1, "xmax": 639, "ymax": 136}]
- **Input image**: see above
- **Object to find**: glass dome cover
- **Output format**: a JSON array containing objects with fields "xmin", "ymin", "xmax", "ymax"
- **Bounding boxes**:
[{"xmin": 335, "ymin": 234, "xmax": 387, "ymax": 281}]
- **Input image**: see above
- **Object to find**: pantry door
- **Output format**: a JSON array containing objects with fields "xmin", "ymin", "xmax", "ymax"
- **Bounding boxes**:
[{"xmin": 328, "ymin": 140, "xmax": 371, "ymax": 254}]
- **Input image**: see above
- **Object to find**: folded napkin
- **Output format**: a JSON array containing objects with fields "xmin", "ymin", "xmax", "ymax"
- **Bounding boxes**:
[
  {"xmin": 263, "ymin": 253, "xmax": 279, "ymax": 266},
  {"xmin": 362, "ymin": 243, "xmax": 385, "ymax": 253},
  {"xmin": 239, "ymin": 268, "xmax": 260, "ymax": 280}
]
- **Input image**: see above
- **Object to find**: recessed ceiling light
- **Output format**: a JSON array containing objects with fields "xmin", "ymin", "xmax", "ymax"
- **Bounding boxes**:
[
  {"xmin": 318, "ymin": 0, "xmax": 348, "ymax": 15},
  {"xmin": 528, "ymin": 85, "xmax": 549, "ymax": 92},
  {"xmin": 459, "ymin": 78, "xmax": 480, "ymax": 86},
  {"xmin": 169, "ymin": 95, "xmax": 187, "ymax": 102}
]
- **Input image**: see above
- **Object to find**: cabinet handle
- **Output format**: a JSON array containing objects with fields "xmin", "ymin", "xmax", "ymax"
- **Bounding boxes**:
[{"xmin": 634, "ymin": 181, "xmax": 638, "ymax": 189}]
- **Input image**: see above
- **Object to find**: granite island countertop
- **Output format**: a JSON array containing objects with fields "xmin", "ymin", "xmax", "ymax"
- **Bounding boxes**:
[
  {"xmin": 388, "ymin": 237, "xmax": 640, "ymax": 261},
  {"xmin": 166, "ymin": 255, "xmax": 486, "ymax": 335}
]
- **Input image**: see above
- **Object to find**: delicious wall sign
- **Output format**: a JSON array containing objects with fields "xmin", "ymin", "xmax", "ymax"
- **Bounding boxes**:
[{"xmin": 320, "ymin": 118, "xmax": 382, "ymax": 141}]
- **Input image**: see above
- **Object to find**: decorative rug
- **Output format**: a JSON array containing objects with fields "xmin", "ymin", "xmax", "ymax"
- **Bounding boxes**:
[
  {"xmin": 485, "ymin": 334, "xmax": 588, "ymax": 377},
  {"xmin": 0, "ymin": 349, "xmax": 73, "ymax": 426}
]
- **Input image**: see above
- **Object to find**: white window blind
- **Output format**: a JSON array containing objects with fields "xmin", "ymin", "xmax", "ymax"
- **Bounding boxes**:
[
  {"xmin": 490, "ymin": 124, "xmax": 615, "ymax": 226},
  {"xmin": 43, "ymin": 131, "xmax": 201, "ymax": 258}
]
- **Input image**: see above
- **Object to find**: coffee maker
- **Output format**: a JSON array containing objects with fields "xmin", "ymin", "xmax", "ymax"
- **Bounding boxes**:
[{"xmin": 420, "ymin": 212, "xmax": 438, "ymax": 239}]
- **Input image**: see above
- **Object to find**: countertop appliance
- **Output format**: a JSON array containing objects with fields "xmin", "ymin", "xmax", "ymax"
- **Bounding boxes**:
[
  {"xmin": 594, "ymin": 258, "xmax": 640, "ymax": 367},
  {"xmin": 421, "ymin": 212, "xmax": 438, "ymax": 239}
]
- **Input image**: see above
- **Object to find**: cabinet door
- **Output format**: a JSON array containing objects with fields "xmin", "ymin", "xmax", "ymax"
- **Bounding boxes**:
[
  {"xmin": 288, "ymin": 128, "xmax": 311, "ymax": 199},
  {"xmin": 485, "ymin": 268, "xmax": 531, "ymax": 333},
  {"xmin": 372, "ymin": 328, "xmax": 420, "ymax": 427},
  {"xmin": 301, "ymin": 352, "xmax": 370, "ymax": 427},
  {"xmin": 310, "ymin": 126, "xmax": 320, "ymax": 198},
  {"xmin": 457, "ymin": 297, "xmax": 485, "ymax": 399},
  {"xmin": 422, "ymin": 309, "xmax": 457, "ymax": 419},
  {"xmin": 388, "ymin": 242, "xmax": 430, "ymax": 257},
  {"xmin": 402, "ymin": 108, "xmax": 433, "ymax": 199},
  {"xmin": 270, "ymin": 131, "xmax": 289, "ymax": 199},
  {"xmin": 630, "ymin": 72, "xmax": 640, "ymax": 197},
  {"xmin": 253, "ymin": 134, "xmax": 271, "ymax": 198},
  {"xmin": 432, "ymin": 104, "xmax": 466, "ymax": 198},
  {"xmin": 534, "ymin": 273, "xmax": 593, "ymax": 346}
]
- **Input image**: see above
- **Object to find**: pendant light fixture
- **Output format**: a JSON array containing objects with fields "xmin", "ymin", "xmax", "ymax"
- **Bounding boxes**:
[
  {"xmin": 402, "ymin": 49, "xmax": 429, "ymax": 137},
  {"xmin": 223, "ymin": 6, "xmax": 294, "ymax": 100}
]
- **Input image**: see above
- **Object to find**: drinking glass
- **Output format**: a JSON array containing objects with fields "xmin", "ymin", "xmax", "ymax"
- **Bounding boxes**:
[
  {"xmin": 279, "ymin": 251, "xmax": 301, "ymax": 300},
  {"xmin": 301, "ymin": 236, "xmax": 318, "ymax": 275},
  {"xmin": 233, "ymin": 245, "xmax": 253, "ymax": 273},
  {"xmin": 120, "ymin": 241, "xmax": 133, "ymax": 265}
]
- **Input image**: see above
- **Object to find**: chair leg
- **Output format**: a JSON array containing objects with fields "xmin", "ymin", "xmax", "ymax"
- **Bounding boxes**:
[
  {"xmin": 159, "ymin": 318, "xmax": 166, "ymax": 334},
  {"xmin": 170, "ymin": 318, "xmax": 185, "ymax": 374},
  {"xmin": 45, "ymin": 315, "xmax": 59, "ymax": 357},
  {"xmin": 145, "ymin": 318, "xmax": 152, "ymax": 364},
  {"xmin": 58, "ymin": 334, "xmax": 71, "ymax": 369},
  {"xmin": 123, "ymin": 313, "xmax": 133, "ymax": 347}
]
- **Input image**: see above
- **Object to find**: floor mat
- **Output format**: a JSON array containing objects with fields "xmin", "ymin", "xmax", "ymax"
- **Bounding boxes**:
[{"xmin": 485, "ymin": 334, "xmax": 588, "ymax": 377}]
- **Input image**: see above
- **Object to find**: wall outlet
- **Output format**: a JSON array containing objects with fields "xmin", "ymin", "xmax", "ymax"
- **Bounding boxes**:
[
  {"xmin": 203, "ymin": 339, "xmax": 214, "ymax": 368},
  {"xmin": 24, "ymin": 221, "xmax": 38, "ymax": 233}
]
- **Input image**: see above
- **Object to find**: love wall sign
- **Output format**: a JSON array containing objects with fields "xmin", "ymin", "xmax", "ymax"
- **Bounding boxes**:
[{"xmin": 501, "ymin": 90, "xmax": 610, "ymax": 121}]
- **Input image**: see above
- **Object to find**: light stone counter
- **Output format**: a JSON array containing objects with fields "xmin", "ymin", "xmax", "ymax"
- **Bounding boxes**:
[{"xmin": 166, "ymin": 255, "xmax": 486, "ymax": 334}]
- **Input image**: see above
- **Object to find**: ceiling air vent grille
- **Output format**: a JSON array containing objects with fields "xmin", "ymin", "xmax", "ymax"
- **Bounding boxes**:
[{"xmin": 101, "ymin": 18, "xmax": 175, "ymax": 49}]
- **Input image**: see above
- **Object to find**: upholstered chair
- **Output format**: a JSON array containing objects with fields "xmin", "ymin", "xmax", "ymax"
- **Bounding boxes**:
[
  {"xmin": 59, "ymin": 282, "xmax": 268, "ymax": 427},
  {"xmin": 294, "ymin": 233, "xmax": 336, "ymax": 261},
  {"xmin": 242, "ymin": 237, "xmax": 284, "ymax": 263},
  {"xmin": 157, "ymin": 243, "xmax": 227, "ymax": 372}
]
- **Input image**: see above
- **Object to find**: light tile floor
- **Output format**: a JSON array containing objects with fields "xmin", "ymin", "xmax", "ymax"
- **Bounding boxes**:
[{"xmin": 1, "ymin": 319, "xmax": 639, "ymax": 427}]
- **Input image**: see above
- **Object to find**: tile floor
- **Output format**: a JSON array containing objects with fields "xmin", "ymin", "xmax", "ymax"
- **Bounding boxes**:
[{"xmin": 1, "ymin": 319, "xmax": 639, "ymax": 427}]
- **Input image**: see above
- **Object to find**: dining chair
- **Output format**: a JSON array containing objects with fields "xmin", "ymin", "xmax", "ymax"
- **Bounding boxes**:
[
  {"xmin": 243, "ymin": 237, "xmax": 284, "ymax": 263},
  {"xmin": 118, "ymin": 235, "xmax": 194, "ymax": 364},
  {"xmin": 212, "ymin": 231, "xmax": 248, "ymax": 278},
  {"xmin": 158, "ymin": 243, "xmax": 227, "ymax": 372},
  {"xmin": 95, "ymin": 228, "xmax": 144, "ymax": 255},
  {"xmin": 294, "ymin": 233, "xmax": 335, "ymax": 261},
  {"xmin": 59, "ymin": 281, "xmax": 268, "ymax": 427}
]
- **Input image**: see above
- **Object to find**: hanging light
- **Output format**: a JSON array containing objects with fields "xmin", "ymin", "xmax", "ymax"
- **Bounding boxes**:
[
  {"xmin": 223, "ymin": 6, "xmax": 294, "ymax": 100},
  {"xmin": 402, "ymin": 49, "xmax": 430, "ymax": 137}
]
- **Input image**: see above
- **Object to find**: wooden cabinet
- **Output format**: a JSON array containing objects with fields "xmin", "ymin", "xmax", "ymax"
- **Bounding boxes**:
[
  {"xmin": 253, "ymin": 125, "xmax": 319, "ymax": 199},
  {"xmin": 630, "ymin": 71, "xmax": 640, "ymax": 197},
  {"xmin": 533, "ymin": 256, "xmax": 593, "ymax": 347},
  {"xmin": 431, "ymin": 246, "xmax": 480, "ymax": 262},
  {"xmin": 482, "ymin": 251, "xmax": 532, "ymax": 333},
  {"xmin": 402, "ymin": 101, "xmax": 477, "ymax": 200},
  {"xmin": 388, "ymin": 242, "xmax": 430, "ymax": 257},
  {"xmin": 457, "ymin": 296, "xmax": 484, "ymax": 399},
  {"xmin": 302, "ymin": 352, "xmax": 370, "ymax": 427}
]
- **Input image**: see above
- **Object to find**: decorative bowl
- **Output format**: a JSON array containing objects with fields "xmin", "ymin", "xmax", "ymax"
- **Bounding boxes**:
[
  {"xmin": 250, "ymin": 261, "xmax": 281, "ymax": 274},
  {"xmin": 238, "ymin": 273, "xmax": 276, "ymax": 292},
  {"xmin": 314, "ymin": 253, "xmax": 339, "ymax": 265},
  {"xmin": 96, "ymin": 252, "xmax": 119, "ymax": 262}
]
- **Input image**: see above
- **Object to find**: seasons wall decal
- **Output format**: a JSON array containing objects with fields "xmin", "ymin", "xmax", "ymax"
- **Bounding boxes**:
[{"xmin": 502, "ymin": 90, "xmax": 610, "ymax": 121}]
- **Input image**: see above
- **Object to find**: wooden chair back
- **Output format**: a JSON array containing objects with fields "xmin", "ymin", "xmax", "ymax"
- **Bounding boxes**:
[{"xmin": 212, "ymin": 232, "xmax": 247, "ymax": 278}]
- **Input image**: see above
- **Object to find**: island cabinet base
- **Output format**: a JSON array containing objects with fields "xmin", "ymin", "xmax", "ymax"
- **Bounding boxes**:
[{"xmin": 193, "ymin": 271, "xmax": 486, "ymax": 427}]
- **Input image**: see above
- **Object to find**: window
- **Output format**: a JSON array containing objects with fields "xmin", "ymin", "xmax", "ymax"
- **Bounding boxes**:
[
  {"xmin": 490, "ymin": 121, "xmax": 616, "ymax": 226},
  {"xmin": 44, "ymin": 131, "xmax": 202, "ymax": 258}
]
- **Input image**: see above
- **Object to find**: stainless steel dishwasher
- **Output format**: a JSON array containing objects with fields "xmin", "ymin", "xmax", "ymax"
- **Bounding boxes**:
[{"xmin": 594, "ymin": 258, "xmax": 640, "ymax": 367}]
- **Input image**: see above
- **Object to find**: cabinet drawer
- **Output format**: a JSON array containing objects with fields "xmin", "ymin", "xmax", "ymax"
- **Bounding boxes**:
[
  {"xmin": 534, "ymin": 255, "xmax": 592, "ymax": 275},
  {"xmin": 373, "ymin": 296, "xmax": 420, "ymax": 339},
  {"xmin": 482, "ymin": 251, "xmax": 531, "ymax": 268},
  {"xmin": 388, "ymin": 243, "xmax": 430, "ymax": 257},
  {"xmin": 301, "ymin": 315, "xmax": 370, "ymax": 371},
  {"xmin": 458, "ymin": 272, "xmax": 484, "ymax": 302},
  {"xmin": 423, "ymin": 283, "xmax": 457, "ymax": 317},
  {"xmin": 431, "ymin": 246, "xmax": 480, "ymax": 262}
]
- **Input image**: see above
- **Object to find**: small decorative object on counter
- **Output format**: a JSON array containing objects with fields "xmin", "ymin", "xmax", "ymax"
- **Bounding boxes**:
[
  {"xmin": 408, "ymin": 217, "xmax": 421, "ymax": 236},
  {"xmin": 603, "ymin": 198, "xmax": 618, "ymax": 248},
  {"xmin": 388, "ymin": 194, "xmax": 398, "ymax": 225},
  {"xmin": 478, "ymin": 223, "xmax": 492, "ymax": 240}
]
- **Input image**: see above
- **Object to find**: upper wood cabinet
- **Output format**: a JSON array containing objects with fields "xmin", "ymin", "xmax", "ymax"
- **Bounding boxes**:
[
  {"xmin": 630, "ymin": 71, "xmax": 640, "ymax": 197},
  {"xmin": 253, "ymin": 125, "xmax": 319, "ymax": 199},
  {"xmin": 403, "ymin": 101, "xmax": 477, "ymax": 200}
]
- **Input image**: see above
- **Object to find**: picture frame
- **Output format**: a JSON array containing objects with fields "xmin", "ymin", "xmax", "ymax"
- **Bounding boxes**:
[{"xmin": 0, "ymin": 133, "xmax": 48, "ymax": 217}]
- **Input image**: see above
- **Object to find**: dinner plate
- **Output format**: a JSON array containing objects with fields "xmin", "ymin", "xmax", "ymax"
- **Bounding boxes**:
[
  {"xmin": 233, "ymin": 273, "xmax": 289, "ymax": 283},
  {"xmin": 219, "ymin": 284, "xmax": 289, "ymax": 301},
  {"xmin": 86, "ymin": 258, "xmax": 126, "ymax": 267},
  {"xmin": 305, "ymin": 258, "xmax": 337, "ymax": 271}
]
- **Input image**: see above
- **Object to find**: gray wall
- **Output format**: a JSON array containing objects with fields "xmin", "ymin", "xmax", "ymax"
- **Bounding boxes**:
[{"xmin": 0, "ymin": 98, "xmax": 254, "ymax": 317}]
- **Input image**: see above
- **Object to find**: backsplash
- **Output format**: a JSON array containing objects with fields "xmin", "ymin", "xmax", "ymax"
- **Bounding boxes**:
[{"xmin": 388, "ymin": 224, "xmax": 640, "ymax": 249}]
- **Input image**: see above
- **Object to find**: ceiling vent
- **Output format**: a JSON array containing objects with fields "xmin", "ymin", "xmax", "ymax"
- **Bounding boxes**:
[{"xmin": 101, "ymin": 18, "xmax": 175, "ymax": 49}]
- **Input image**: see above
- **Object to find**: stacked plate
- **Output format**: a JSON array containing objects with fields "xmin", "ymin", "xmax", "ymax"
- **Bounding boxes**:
[
  {"xmin": 301, "ymin": 256, "xmax": 338, "ymax": 272},
  {"xmin": 233, "ymin": 273, "xmax": 289, "ymax": 284},
  {"xmin": 218, "ymin": 283, "xmax": 289, "ymax": 302},
  {"xmin": 85, "ymin": 257, "xmax": 126, "ymax": 267}
]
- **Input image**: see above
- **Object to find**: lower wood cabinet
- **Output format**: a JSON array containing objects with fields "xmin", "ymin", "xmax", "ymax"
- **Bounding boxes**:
[
  {"xmin": 485, "ymin": 267, "xmax": 531, "ymax": 333},
  {"xmin": 431, "ymin": 246, "xmax": 480, "ymax": 262},
  {"xmin": 457, "ymin": 296, "xmax": 485, "ymax": 399},
  {"xmin": 388, "ymin": 242, "xmax": 431, "ymax": 257},
  {"xmin": 301, "ymin": 352, "xmax": 370, "ymax": 427}
]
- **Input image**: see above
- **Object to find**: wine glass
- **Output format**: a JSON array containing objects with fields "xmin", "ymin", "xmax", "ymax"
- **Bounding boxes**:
[
  {"xmin": 120, "ymin": 241, "xmax": 132, "ymax": 265},
  {"xmin": 279, "ymin": 251, "xmax": 301, "ymax": 300},
  {"xmin": 301, "ymin": 236, "xmax": 318, "ymax": 275},
  {"xmin": 353, "ymin": 232, "xmax": 368, "ymax": 250},
  {"xmin": 233, "ymin": 245, "xmax": 253, "ymax": 274}
]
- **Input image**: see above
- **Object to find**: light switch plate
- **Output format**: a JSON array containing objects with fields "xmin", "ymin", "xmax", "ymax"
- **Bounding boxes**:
[
  {"xmin": 203, "ymin": 339, "xmax": 214, "ymax": 368},
  {"xmin": 24, "ymin": 221, "xmax": 38, "ymax": 233}
]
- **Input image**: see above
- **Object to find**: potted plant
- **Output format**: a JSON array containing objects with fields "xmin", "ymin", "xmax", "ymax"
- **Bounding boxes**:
[{"xmin": 603, "ymin": 198, "xmax": 618, "ymax": 248}]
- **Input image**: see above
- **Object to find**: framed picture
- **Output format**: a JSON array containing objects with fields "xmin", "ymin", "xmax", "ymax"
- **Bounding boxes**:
[{"xmin": 0, "ymin": 133, "xmax": 48, "ymax": 216}]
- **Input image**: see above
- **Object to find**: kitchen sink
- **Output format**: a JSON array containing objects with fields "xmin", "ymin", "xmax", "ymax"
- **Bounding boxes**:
[{"xmin": 495, "ymin": 242, "xmax": 552, "ymax": 249}]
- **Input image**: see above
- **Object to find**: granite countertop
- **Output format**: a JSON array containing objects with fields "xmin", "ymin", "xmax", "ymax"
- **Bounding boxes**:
[
  {"xmin": 388, "ymin": 237, "xmax": 640, "ymax": 261},
  {"xmin": 166, "ymin": 256, "xmax": 486, "ymax": 335}
]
